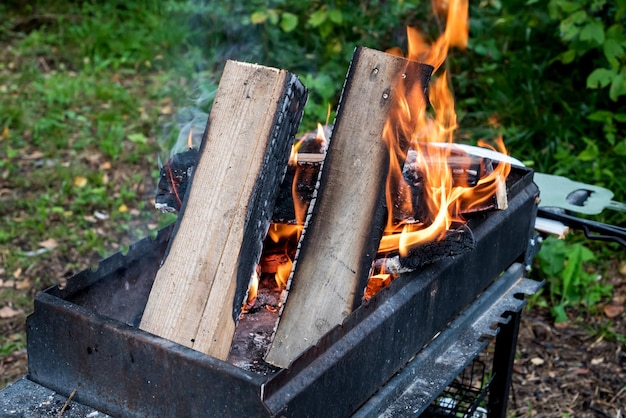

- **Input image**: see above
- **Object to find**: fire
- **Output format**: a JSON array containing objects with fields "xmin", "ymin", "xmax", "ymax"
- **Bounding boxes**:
[
  {"xmin": 243, "ymin": 269, "xmax": 259, "ymax": 313},
  {"xmin": 255, "ymin": 125, "xmax": 329, "ymax": 297},
  {"xmin": 379, "ymin": 0, "xmax": 510, "ymax": 257},
  {"xmin": 187, "ymin": 128, "xmax": 193, "ymax": 149}
]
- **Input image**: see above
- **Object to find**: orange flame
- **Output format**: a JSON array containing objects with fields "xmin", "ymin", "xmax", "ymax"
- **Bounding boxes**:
[
  {"xmin": 243, "ymin": 269, "xmax": 259, "ymax": 313},
  {"xmin": 187, "ymin": 128, "xmax": 193, "ymax": 149},
  {"xmin": 263, "ymin": 124, "xmax": 329, "ymax": 290},
  {"xmin": 378, "ymin": 0, "xmax": 509, "ymax": 258}
]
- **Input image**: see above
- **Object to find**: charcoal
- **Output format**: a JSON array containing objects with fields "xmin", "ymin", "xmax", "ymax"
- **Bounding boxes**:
[
  {"xmin": 373, "ymin": 224, "xmax": 475, "ymax": 275},
  {"xmin": 155, "ymin": 149, "xmax": 200, "ymax": 213},
  {"xmin": 271, "ymin": 162, "xmax": 320, "ymax": 223}
]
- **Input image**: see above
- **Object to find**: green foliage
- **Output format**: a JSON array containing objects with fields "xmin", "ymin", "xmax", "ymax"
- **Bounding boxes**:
[
  {"xmin": 180, "ymin": 0, "xmax": 428, "ymax": 127},
  {"xmin": 548, "ymin": 0, "xmax": 626, "ymax": 101},
  {"xmin": 450, "ymin": 0, "xmax": 626, "ymax": 215},
  {"xmin": 0, "ymin": 0, "xmax": 191, "ymax": 294},
  {"xmin": 533, "ymin": 236, "xmax": 612, "ymax": 322}
]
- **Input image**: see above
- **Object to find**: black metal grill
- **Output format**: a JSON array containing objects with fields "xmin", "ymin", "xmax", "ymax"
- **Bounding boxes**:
[{"xmin": 15, "ymin": 166, "xmax": 540, "ymax": 417}]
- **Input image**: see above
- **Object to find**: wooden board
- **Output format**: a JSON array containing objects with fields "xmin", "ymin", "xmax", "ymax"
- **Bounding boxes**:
[
  {"xmin": 265, "ymin": 47, "xmax": 433, "ymax": 368},
  {"xmin": 140, "ymin": 60, "xmax": 306, "ymax": 360}
]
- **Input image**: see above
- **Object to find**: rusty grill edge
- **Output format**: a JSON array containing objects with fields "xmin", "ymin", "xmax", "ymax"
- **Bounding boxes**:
[{"xmin": 26, "ymin": 167, "xmax": 539, "ymax": 417}]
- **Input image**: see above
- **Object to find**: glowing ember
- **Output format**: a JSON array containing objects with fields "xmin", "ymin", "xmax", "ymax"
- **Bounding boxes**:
[{"xmin": 244, "ymin": 125, "xmax": 329, "ymax": 310}]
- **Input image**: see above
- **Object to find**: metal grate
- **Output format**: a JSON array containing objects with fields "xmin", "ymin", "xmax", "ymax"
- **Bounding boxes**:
[{"xmin": 425, "ymin": 358, "xmax": 491, "ymax": 418}]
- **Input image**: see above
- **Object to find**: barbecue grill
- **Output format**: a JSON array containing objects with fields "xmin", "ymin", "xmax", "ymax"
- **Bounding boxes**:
[{"xmin": 0, "ymin": 162, "xmax": 541, "ymax": 417}]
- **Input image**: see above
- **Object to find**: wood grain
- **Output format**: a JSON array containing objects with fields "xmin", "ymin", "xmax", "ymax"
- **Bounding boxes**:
[
  {"xmin": 140, "ymin": 60, "xmax": 306, "ymax": 360},
  {"xmin": 265, "ymin": 47, "xmax": 433, "ymax": 368}
]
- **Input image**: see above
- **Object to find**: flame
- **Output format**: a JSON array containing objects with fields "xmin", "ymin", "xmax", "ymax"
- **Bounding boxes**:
[
  {"xmin": 261, "ymin": 124, "xmax": 329, "ymax": 290},
  {"xmin": 378, "ymin": 0, "xmax": 509, "ymax": 258},
  {"xmin": 242, "ymin": 269, "xmax": 259, "ymax": 313},
  {"xmin": 187, "ymin": 128, "xmax": 193, "ymax": 149},
  {"xmin": 275, "ymin": 258, "xmax": 293, "ymax": 289}
]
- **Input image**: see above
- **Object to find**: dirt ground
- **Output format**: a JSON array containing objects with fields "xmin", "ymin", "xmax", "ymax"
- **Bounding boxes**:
[{"xmin": 508, "ymin": 263, "xmax": 626, "ymax": 417}]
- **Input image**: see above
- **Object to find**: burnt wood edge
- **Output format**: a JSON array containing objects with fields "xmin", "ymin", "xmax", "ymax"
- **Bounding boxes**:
[{"xmin": 233, "ymin": 72, "xmax": 308, "ymax": 322}]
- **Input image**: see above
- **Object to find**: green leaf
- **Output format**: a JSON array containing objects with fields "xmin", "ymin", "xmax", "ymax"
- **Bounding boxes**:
[
  {"xmin": 552, "ymin": 304, "xmax": 568, "ymax": 323},
  {"xmin": 128, "ymin": 133, "xmax": 148, "ymax": 144},
  {"xmin": 280, "ymin": 12, "xmax": 298, "ymax": 33},
  {"xmin": 308, "ymin": 9, "xmax": 327, "ymax": 27},
  {"xmin": 558, "ymin": 49, "xmax": 577, "ymax": 64},
  {"xmin": 579, "ymin": 20, "xmax": 605, "ymax": 44},
  {"xmin": 614, "ymin": 139, "xmax": 626, "ymax": 156},
  {"xmin": 560, "ymin": 10, "xmax": 588, "ymax": 41},
  {"xmin": 603, "ymin": 38, "xmax": 624, "ymax": 68},
  {"xmin": 250, "ymin": 11, "xmax": 267, "ymax": 25},
  {"xmin": 609, "ymin": 67, "xmax": 626, "ymax": 101},
  {"xmin": 606, "ymin": 24, "xmax": 626, "ymax": 42},
  {"xmin": 587, "ymin": 67, "xmax": 616, "ymax": 89},
  {"xmin": 587, "ymin": 110, "xmax": 613, "ymax": 122},
  {"xmin": 537, "ymin": 237, "xmax": 566, "ymax": 277},
  {"xmin": 613, "ymin": 113, "xmax": 626, "ymax": 122},
  {"xmin": 267, "ymin": 10, "xmax": 280, "ymax": 25},
  {"xmin": 577, "ymin": 139, "xmax": 599, "ymax": 161},
  {"xmin": 328, "ymin": 9, "xmax": 343, "ymax": 24},
  {"xmin": 561, "ymin": 244, "xmax": 582, "ymax": 299}
]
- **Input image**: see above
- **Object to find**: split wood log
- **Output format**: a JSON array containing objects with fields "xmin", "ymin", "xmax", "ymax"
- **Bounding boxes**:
[
  {"xmin": 265, "ymin": 47, "xmax": 433, "ymax": 368},
  {"xmin": 140, "ymin": 60, "xmax": 307, "ymax": 360}
]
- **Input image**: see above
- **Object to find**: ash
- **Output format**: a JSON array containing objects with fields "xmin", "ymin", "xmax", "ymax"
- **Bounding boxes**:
[{"xmin": 227, "ymin": 273, "xmax": 284, "ymax": 375}]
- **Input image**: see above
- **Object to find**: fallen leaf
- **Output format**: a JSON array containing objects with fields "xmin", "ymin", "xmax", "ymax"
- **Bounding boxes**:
[
  {"xmin": 1, "ymin": 126, "xmax": 9, "ymax": 140},
  {"xmin": 39, "ymin": 238, "xmax": 58, "ymax": 250},
  {"xmin": 100, "ymin": 161, "xmax": 111, "ymax": 170},
  {"xmin": 574, "ymin": 368, "xmax": 589, "ymax": 375},
  {"xmin": 2, "ymin": 280, "xmax": 15, "ymax": 288},
  {"xmin": 554, "ymin": 321, "xmax": 570, "ymax": 330},
  {"xmin": 74, "ymin": 176, "xmax": 87, "ymax": 187},
  {"xmin": 530, "ymin": 357, "xmax": 545, "ymax": 366},
  {"xmin": 15, "ymin": 279, "xmax": 31, "ymax": 290},
  {"xmin": 23, "ymin": 151, "xmax": 44, "ymax": 160},
  {"xmin": 0, "ymin": 306, "xmax": 23, "ymax": 319},
  {"xmin": 591, "ymin": 357, "xmax": 604, "ymax": 366},
  {"xmin": 12, "ymin": 268, "xmax": 22, "ymax": 279},
  {"xmin": 160, "ymin": 105, "xmax": 173, "ymax": 115},
  {"xmin": 604, "ymin": 304, "xmax": 624, "ymax": 318},
  {"xmin": 118, "ymin": 204, "xmax": 128, "ymax": 213}
]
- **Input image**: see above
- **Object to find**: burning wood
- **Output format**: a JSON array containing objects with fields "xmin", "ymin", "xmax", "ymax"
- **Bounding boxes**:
[
  {"xmin": 148, "ymin": 0, "xmax": 514, "ymax": 371},
  {"xmin": 140, "ymin": 60, "xmax": 307, "ymax": 360},
  {"xmin": 155, "ymin": 148, "xmax": 199, "ymax": 213},
  {"xmin": 264, "ymin": 47, "xmax": 434, "ymax": 368}
]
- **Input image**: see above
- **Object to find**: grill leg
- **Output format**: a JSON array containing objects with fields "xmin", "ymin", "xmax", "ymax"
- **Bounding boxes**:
[{"xmin": 487, "ymin": 310, "xmax": 521, "ymax": 418}]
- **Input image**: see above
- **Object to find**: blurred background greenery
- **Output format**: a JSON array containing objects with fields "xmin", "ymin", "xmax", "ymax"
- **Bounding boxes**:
[{"xmin": 0, "ymin": 0, "xmax": 624, "ymax": 386}]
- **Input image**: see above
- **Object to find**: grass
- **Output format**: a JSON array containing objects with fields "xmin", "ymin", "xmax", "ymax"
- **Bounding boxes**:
[
  {"xmin": 0, "ymin": 0, "xmax": 623, "ymax": 389},
  {"xmin": 0, "ymin": 1, "xmax": 195, "ymax": 386}
]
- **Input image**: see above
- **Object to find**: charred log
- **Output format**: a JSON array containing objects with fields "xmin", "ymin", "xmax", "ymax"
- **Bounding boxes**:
[
  {"xmin": 372, "ymin": 223, "xmax": 476, "ymax": 275},
  {"xmin": 155, "ymin": 149, "xmax": 200, "ymax": 213}
]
